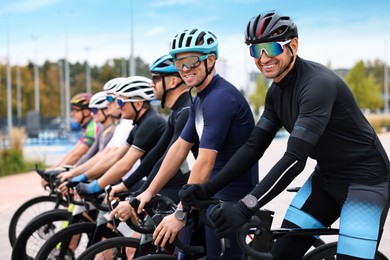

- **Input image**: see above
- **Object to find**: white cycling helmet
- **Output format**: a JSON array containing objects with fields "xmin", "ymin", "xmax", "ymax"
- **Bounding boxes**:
[
  {"xmin": 103, "ymin": 77, "xmax": 126, "ymax": 94},
  {"xmin": 89, "ymin": 91, "xmax": 108, "ymax": 109},
  {"xmin": 115, "ymin": 76, "xmax": 154, "ymax": 101}
]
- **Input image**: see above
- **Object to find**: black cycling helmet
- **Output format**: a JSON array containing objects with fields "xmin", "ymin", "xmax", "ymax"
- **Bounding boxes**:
[{"xmin": 245, "ymin": 11, "xmax": 298, "ymax": 45}]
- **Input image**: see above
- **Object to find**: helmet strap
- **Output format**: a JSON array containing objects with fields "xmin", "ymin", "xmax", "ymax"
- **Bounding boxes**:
[
  {"xmin": 130, "ymin": 102, "xmax": 142, "ymax": 125},
  {"xmin": 161, "ymin": 76, "xmax": 184, "ymax": 108},
  {"xmin": 194, "ymin": 60, "xmax": 215, "ymax": 88},
  {"xmin": 100, "ymin": 109, "xmax": 108, "ymax": 124}
]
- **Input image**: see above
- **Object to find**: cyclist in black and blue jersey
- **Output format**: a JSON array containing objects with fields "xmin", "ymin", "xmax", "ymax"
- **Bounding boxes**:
[
  {"xmin": 180, "ymin": 11, "xmax": 390, "ymax": 260},
  {"xmin": 108, "ymin": 54, "xmax": 198, "ymax": 210},
  {"xmin": 135, "ymin": 29, "xmax": 259, "ymax": 259}
]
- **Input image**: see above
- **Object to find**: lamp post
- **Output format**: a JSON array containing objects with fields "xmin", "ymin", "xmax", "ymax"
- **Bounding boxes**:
[
  {"xmin": 129, "ymin": 0, "xmax": 135, "ymax": 76},
  {"xmin": 6, "ymin": 16, "xmax": 13, "ymax": 134},
  {"xmin": 32, "ymin": 35, "xmax": 40, "ymax": 114},
  {"xmin": 16, "ymin": 65, "xmax": 21, "ymax": 126},
  {"xmin": 384, "ymin": 40, "xmax": 389, "ymax": 114},
  {"xmin": 85, "ymin": 47, "xmax": 91, "ymax": 93}
]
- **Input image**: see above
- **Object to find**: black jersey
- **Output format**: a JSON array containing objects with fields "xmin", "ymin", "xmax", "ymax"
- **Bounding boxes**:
[
  {"xmin": 123, "ymin": 93, "xmax": 198, "ymax": 191},
  {"xmin": 125, "ymin": 109, "xmax": 166, "ymax": 160},
  {"xmin": 205, "ymin": 56, "xmax": 390, "ymax": 207}
]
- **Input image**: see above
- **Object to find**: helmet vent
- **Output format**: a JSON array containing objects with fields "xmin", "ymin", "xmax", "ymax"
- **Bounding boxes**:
[
  {"xmin": 196, "ymin": 32, "xmax": 206, "ymax": 46},
  {"xmin": 186, "ymin": 36, "xmax": 193, "ymax": 47},
  {"xmin": 178, "ymin": 33, "xmax": 185, "ymax": 48}
]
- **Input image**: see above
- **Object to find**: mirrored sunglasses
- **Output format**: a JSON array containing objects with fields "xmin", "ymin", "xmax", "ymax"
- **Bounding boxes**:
[
  {"xmin": 249, "ymin": 40, "xmax": 291, "ymax": 58},
  {"xmin": 106, "ymin": 95, "xmax": 115, "ymax": 103},
  {"xmin": 91, "ymin": 108, "xmax": 99, "ymax": 114},
  {"xmin": 117, "ymin": 98, "xmax": 138, "ymax": 108},
  {"xmin": 173, "ymin": 54, "xmax": 209, "ymax": 71}
]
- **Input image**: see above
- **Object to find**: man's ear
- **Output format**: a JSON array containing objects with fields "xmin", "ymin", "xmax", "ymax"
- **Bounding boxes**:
[
  {"xmin": 207, "ymin": 53, "xmax": 217, "ymax": 69},
  {"xmin": 290, "ymin": 37, "xmax": 299, "ymax": 54}
]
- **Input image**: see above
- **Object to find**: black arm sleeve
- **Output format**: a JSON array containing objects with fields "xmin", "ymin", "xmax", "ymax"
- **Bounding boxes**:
[
  {"xmin": 251, "ymin": 135, "xmax": 315, "ymax": 207},
  {"xmin": 204, "ymin": 125, "xmax": 275, "ymax": 195}
]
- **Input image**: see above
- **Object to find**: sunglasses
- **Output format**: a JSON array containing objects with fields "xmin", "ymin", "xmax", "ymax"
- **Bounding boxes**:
[
  {"xmin": 249, "ymin": 40, "xmax": 291, "ymax": 58},
  {"xmin": 151, "ymin": 74, "xmax": 162, "ymax": 84},
  {"xmin": 106, "ymin": 95, "xmax": 115, "ymax": 103},
  {"xmin": 91, "ymin": 108, "xmax": 99, "ymax": 114},
  {"xmin": 71, "ymin": 107, "xmax": 82, "ymax": 112},
  {"xmin": 173, "ymin": 54, "xmax": 209, "ymax": 71},
  {"xmin": 117, "ymin": 98, "xmax": 139, "ymax": 108}
]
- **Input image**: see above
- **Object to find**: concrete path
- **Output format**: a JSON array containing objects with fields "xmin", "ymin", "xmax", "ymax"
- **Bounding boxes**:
[{"xmin": 1, "ymin": 133, "xmax": 389, "ymax": 259}]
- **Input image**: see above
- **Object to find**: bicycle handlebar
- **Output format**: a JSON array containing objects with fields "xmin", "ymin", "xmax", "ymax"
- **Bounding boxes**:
[
  {"xmin": 236, "ymin": 216, "xmax": 273, "ymax": 259},
  {"xmin": 128, "ymin": 195, "xmax": 205, "ymax": 256}
]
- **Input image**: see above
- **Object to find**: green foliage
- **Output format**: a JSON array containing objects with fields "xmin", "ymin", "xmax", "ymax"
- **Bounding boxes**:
[
  {"xmin": 0, "ymin": 148, "xmax": 44, "ymax": 177},
  {"xmin": 344, "ymin": 60, "xmax": 384, "ymax": 110},
  {"xmin": 249, "ymin": 75, "xmax": 269, "ymax": 116}
]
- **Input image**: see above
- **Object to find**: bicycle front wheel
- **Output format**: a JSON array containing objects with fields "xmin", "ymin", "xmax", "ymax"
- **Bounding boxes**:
[
  {"xmin": 8, "ymin": 195, "xmax": 66, "ymax": 247},
  {"xmin": 304, "ymin": 241, "xmax": 388, "ymax": 260},
  {"xmin": 36, "ymin": 222, "xmax": 97, "ymax": 260},
  {"xmin": 76, "ymin": 237, "xmax": 141, "ymax": 260},
  {"xmin": 11, "ymin": 209, "xmax": 70, "ymax": 260}
]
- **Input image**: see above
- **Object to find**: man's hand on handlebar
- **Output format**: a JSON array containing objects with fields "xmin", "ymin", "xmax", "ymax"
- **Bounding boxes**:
[
  {"xmin": 179, "ymin": 184, "xmax": 211, "ymax": 211},
  {"xmin": 109, "ymin": 200, "xmax": 135, "ymax": 222},
  {"xmin": 210, "ymin": 200, "xmax": 254, "ymax": 238}
]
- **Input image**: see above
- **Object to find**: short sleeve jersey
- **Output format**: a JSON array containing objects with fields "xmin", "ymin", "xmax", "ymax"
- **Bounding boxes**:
[
  {"xmin": 80, "ymin": 119, "xmax": 100, "ymax": 148},
  {"xmin": 106, "ymin": 119, "xmax": 134, "ymax": 148},
  {"xmin": 180, "ymin": 74, "xmax": 258, "ymax": 192},
  {"xmin": 125, "ymin": 109, "xmax": 166, "ymax": 160}
]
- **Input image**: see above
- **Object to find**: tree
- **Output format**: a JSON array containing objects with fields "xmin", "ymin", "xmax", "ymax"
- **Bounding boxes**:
[
  {"xmin": 249, "ymin": 74, "xmax": 269, "ymax": 116},
  {"xmin": 344, "ymin": 60, "xmax": 383, "ymax": 110}
]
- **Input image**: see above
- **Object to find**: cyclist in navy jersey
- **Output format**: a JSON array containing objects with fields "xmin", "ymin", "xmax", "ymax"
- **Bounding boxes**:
[
  {"xmin": 108, "ymin": 54, "xmax": 198, "ymax": 213},
  {"xmin": 180, "ymin": 11, "xmax": 390, "ymax": 260},
  {"xmin": 134, "ymin": 29, "xmax": 258, "ymax": 260},
  {"xmin": 74, "ymin": 76, "xmax": 166, "ymax": 195}
]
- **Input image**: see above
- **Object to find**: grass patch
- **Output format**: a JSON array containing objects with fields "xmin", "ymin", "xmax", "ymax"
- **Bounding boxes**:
[{"xmin": 0, "ymin": 127, "xmax": 45, "ymax": 177}]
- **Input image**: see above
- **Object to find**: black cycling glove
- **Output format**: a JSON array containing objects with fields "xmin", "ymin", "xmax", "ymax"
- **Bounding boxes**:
[{"xmin": 210, "ymin": 200, "xmax": 253, "ymax": 238}]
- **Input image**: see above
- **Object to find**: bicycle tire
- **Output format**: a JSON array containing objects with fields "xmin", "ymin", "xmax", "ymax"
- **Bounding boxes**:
[
  {"xmin": 8, "ymin": 195, "xmax": 66, "ymax": 247},
  {"xmin": 35, "ymin": 222, "xmax": 96, "ymax": 260},
  {"xmin": 76, "ymin": 236, "xmax": 141, "ymax": 260},
  {"xmin": 304, "ymin": 241, "xmax": 388, "ymax": 260},
  {"xmin": 11, "ymin": 209, "xmax": 71, "ymax": 260}
]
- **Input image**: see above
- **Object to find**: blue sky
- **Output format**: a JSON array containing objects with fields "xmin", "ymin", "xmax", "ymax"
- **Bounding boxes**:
[{"xmin": 0, "ymin": 0, "xmax": 389, "ymax": 89}]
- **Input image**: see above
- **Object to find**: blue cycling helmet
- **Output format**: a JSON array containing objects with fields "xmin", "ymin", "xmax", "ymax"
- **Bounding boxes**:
[
  {"xmin": 150, "ymin": 54, "xmax": 178, "ymax": 75},
  {"xmin": 169, "ymin": 29, "xmax": 218, "ymax": 59}
]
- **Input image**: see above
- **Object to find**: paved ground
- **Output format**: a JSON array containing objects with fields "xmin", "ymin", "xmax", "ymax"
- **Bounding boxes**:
[{"xmin": 1, "ymin": 133, "xmax": 389, "ymax": 259}]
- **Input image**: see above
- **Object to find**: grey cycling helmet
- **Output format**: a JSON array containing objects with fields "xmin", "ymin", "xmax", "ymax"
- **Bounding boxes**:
[
  {"xmin": 115, "ymin": 76, "xmax": 154, "ymax": 101},
  {"xmin": 169, "ymin": 28, "xmax": 218, "ymax": 59},
  {"xmin": 245, "ymin": 11, "xmax": 298, "ymax": 45}
]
